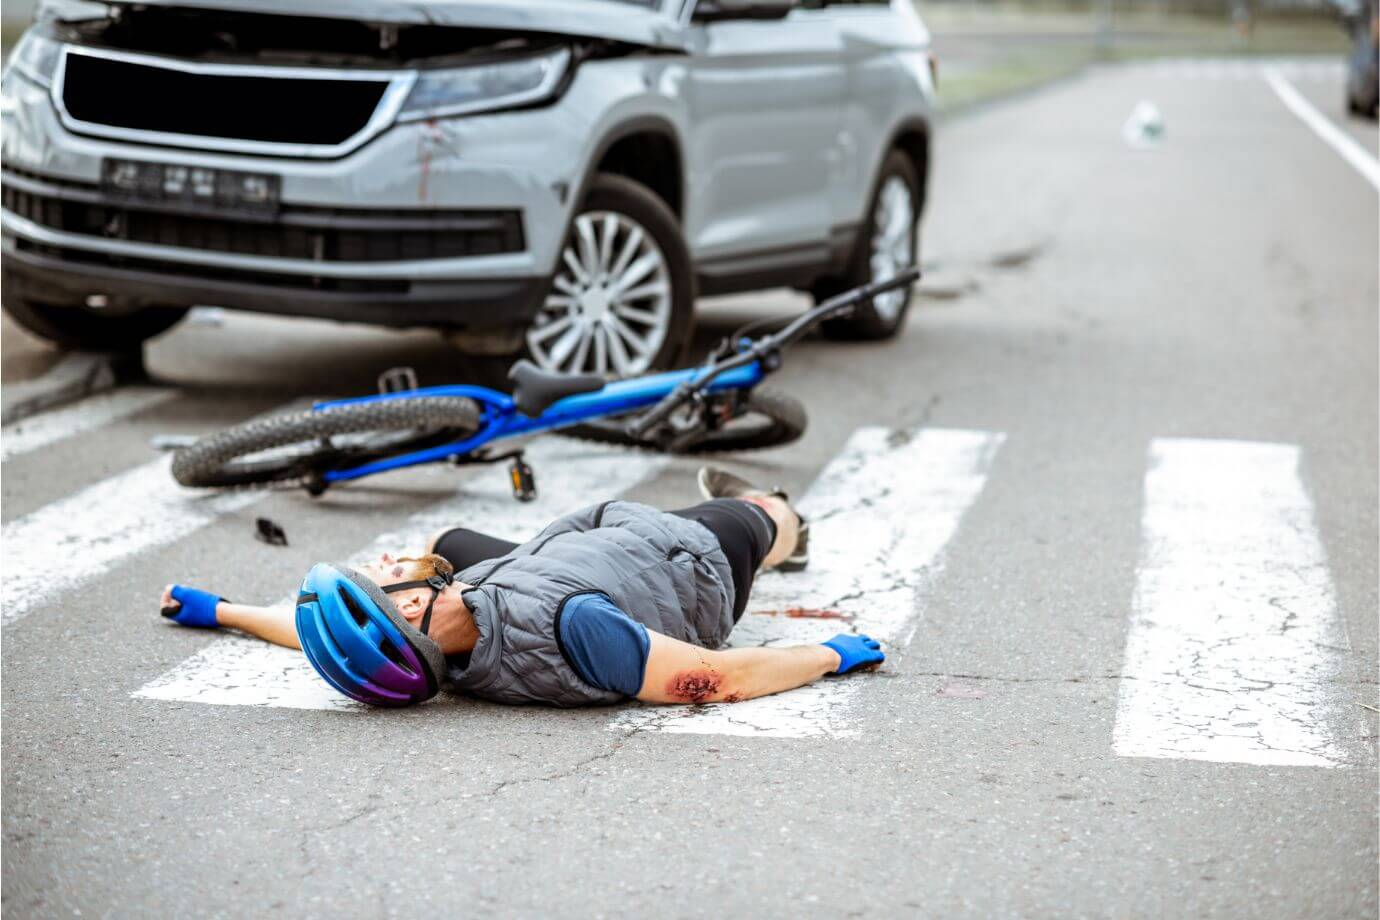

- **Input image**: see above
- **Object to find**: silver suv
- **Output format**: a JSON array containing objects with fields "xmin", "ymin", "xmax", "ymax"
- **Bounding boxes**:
[{"xmin": 1, "ymin": 0, "xmax": 935, "ymax": 377}]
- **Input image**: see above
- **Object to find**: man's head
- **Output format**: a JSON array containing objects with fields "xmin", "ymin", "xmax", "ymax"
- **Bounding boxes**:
[
  {"xmin": 294, "ymin": 558, "xmax": 457, "ymax": 707},
  {"xmin": 357, "ymin": 552, "xmax": 457, "ymax": 630}
]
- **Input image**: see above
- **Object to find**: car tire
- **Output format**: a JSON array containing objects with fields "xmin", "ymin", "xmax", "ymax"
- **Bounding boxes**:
[
  {"xmin": 815, "ymin": 149, "xmax": 922, "ymax": 342},
  {"xmin": 524, "ymin": 173, "xmax": 694, "ymax": 378},
  {"xmin": 2, "ymin": 293, "xmax": 187, "ymax": 352}
]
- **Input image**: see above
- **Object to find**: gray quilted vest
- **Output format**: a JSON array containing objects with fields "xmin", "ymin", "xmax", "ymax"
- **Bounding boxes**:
[{"xmin": 446, "ymin": 500, "xmax": 736, "ymax": 707}]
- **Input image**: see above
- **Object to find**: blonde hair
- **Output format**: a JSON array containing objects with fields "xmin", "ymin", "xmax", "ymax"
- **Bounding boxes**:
[{"xmin": 390, "ymin": 553, "xmax": 454, "ymax": 582}]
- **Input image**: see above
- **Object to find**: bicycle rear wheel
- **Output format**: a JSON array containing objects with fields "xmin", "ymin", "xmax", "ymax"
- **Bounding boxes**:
[
  {"xmin": 563, "ymin": 387, "xmax": 806, "ymax": 453},
  {"xmin": 172, "ymin": 397, "xmax": 481, "ymax": 489}
]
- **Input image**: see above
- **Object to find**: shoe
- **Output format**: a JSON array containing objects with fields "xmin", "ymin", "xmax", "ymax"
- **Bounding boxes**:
[
  {"xmin": 696, "ymin": 466, "xmax": 809, "ymax": 571},
  {"xmin": 697, "ymin": 466, "xmax": 771, "ymax": 502}
]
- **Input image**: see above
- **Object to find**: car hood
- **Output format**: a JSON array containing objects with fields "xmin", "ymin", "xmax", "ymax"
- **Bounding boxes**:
[{"xmin": 61, "ymin": 0, "xmax": 688, "ymax": 51}]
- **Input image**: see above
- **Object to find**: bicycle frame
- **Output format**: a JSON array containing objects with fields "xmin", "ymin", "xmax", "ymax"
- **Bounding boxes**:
[{"xmin": 310, "ymin": 359, "xmax": 767, "ymax": 483}]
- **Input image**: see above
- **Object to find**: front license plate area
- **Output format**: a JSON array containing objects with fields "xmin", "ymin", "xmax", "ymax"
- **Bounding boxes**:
[{"xmin": 101, "ymin": 158, "xmax": 281, "ymax": 216}]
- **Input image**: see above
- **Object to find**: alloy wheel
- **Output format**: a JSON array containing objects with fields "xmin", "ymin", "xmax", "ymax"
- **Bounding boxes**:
[
  {"xmin": 868, "ymin": 176, "xmax": 916, "ymax": 322},
  {"xmin": 527, "ymin": 210, "xmax": 673, "ymax": 376}
]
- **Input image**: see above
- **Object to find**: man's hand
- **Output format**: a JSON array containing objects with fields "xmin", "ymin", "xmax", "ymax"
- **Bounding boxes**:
[
  {"xmin": 820, "ymin": 633, "xmax": 884, "ymax": 674},
  {"xmin": 160, "ymin": 584, "xmax": 223, "ymax": 628}
]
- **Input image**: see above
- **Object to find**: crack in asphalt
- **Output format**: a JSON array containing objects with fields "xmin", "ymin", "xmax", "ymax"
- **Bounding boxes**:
[
  {"xmin": 912, "ymin": 671, "xmax": 1127, "ymax": 684},
  {"xmin": 296, "ymin": 802, "xmax": 386, "ymax": 877},
  {"xmin": 485, "ymin": 743, "xmax": 627, "ymax": 798}
]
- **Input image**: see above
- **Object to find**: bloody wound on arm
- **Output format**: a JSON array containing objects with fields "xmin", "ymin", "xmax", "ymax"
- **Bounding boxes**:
[{"xmin": 639, "ymin": 630, "xmax": 843, "ymax": 705}]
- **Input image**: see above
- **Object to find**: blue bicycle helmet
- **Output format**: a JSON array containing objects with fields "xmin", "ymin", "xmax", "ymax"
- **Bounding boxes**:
[{"xmin": 294, "ymin": 563, "xmax": 451, "ymax": 707}]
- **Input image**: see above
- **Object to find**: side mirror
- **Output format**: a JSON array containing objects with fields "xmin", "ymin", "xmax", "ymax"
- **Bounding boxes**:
[{"xmin": 692, "ymin": 0, "xmax": 798, "ymax": 23}]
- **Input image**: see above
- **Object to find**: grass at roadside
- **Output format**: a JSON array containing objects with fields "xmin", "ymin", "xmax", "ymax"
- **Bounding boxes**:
[
  {"xmin": 928, "ymin": 5, "xmax": 1350, "ymax": 114},
  {"xmin": 936, "ymin": 51, "xmax": 1094, "ymax": 112}
]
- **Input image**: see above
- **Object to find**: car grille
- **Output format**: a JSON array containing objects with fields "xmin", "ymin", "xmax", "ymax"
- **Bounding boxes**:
[
  {"xmin": 58, "ymin": 48, "xmax": 397, "ymax": 152},
  {"xmin": 2, "ymin": 171, "xmax": 525, "ymax": 263}
]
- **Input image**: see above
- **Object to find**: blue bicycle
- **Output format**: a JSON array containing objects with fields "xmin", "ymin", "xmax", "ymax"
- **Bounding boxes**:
[{"xmin": 172, "ymin": 268, "xmax": 920, "ymax": 498}]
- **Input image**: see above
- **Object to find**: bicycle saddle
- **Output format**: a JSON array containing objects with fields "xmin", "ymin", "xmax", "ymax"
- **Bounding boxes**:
[{"xmin": 508, "ymin": 360, "xmax": 606, "ymax": 417}]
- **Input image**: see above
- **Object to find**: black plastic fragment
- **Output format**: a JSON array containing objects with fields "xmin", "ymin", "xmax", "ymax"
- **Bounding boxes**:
[{"xmin": 255, "ymin": 516, "xmax": 289, "ymax": 547}]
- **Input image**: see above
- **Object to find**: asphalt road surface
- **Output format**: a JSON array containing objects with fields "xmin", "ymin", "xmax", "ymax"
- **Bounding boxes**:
[{"xmin": 3, "ymin": 57, "xmax": 1377, "ymax": 918}]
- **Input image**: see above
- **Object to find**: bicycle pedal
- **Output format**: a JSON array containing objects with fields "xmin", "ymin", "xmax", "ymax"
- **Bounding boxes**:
[
  {"xmin": 509, "ymin": 456, "xmax": 536, "ymax": 502},
  {"xmin": 377, "ymin": 366, "xmax": 419, "ymax": 394}
]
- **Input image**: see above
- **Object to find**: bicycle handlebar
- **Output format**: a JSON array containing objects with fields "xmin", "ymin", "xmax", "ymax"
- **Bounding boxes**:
[{"xmin": 624, "ymin": 266, "xmax": 921, "ymax": 440}]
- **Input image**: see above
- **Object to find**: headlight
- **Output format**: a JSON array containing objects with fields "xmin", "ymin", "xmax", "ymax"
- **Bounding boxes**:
[
  {"xmin": 397, "ymin": 46, "xmax": 571, "ymax": 122},
  {"xmin": 5, "ymin": 31, "xmax": 63, "ymax": 88}
]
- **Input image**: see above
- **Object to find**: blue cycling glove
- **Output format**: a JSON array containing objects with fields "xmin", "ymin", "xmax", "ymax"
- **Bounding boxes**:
[
  {"xmin": 821, "ymin": 633, "xmax": 884, "ymax": 674},
  {"xmin": 162, "ymin": 585, "xmax": 223, "ymax": 628}
]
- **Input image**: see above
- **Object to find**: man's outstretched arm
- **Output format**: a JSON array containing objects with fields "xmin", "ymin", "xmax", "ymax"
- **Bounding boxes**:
[
  {"xmin": 159, "ymin": 584, "xmax": 301, "ymax": 649},
  {"xmin": 635, "ymin": 629, "xmax": 883, "ymax": 705}
]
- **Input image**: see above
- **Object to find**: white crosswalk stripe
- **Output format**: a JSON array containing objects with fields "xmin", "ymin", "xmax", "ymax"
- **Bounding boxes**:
[
  {"xmin": 132, "ymin": 438, "xmax": 671, "ymax": 710},
  {"xmin": 0, "ymin": 386, "xmax": 177, "ymax": 462},
  {"xmin": 611, "ymin": 427, "xmax": 1005, "ymax": 738},
  {"xmin": 1, "ymin": 454, "xmax": 270, "ymax": 629},
  {"xmin": 1113, "ymin": 438, "xmax": 1362, "ymax": 767}
]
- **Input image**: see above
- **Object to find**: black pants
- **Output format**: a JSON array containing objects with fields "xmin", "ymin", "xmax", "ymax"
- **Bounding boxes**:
[{"xmin": 432, "ymin": 499, "xmax": 777, "ymax": 620}]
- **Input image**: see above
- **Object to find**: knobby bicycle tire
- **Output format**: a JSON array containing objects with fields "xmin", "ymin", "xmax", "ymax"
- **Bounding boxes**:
[{"xmin": 172, "ymin": 397, "xmax": 481, "ymax": 489}]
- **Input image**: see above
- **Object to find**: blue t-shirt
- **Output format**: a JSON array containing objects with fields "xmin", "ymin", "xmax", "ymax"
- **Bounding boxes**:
[{"xmin": 557, "ymin": 593, "xmax": 651, "ymax": 697}]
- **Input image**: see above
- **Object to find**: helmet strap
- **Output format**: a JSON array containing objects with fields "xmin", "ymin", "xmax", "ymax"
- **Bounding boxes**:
[{"xmin": 383, "ymin": 573, "xmax": 454, "ymax": 637}]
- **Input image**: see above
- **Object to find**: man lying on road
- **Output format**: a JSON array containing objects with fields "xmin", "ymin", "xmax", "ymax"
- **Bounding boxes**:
[{"xmin": 159, "ymin": 467, "xmax": 884, "ymax": 707}]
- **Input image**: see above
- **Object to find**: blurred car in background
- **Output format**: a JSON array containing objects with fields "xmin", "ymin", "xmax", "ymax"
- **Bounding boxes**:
[
  {"xmin": 1342, "ymin": 0, "xmax": 1378, "ymax": 117},
  {"xmin": 0, "ymin": 0, "xmax": 936, "ymax": 378}
]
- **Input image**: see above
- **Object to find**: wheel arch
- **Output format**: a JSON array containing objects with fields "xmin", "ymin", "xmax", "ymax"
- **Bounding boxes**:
[
  {"xmin": 880, "ymin": 117, "xmax": 931, "ymax": 213},
  {"xmin": 581, "ymin": 116, "xmax": 686, "ymax": 221}
]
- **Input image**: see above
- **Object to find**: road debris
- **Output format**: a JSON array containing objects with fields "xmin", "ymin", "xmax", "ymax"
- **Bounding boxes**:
[
  {"xmin": 255, "ymin": 517, "xmax": 289, "ymax": 547},
  {"xmin": 1122, "ymin": 100, "xmax": 1165, "ymax": 149}
]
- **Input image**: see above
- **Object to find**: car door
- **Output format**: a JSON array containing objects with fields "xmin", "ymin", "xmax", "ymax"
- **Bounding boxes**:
[
  {"xmin": 681, "ymin": 2, "xmax": 847, "ymax": 264},
  {"xmin": 824, "ymin": 0, "xmax": 933, "ymax": 234}
]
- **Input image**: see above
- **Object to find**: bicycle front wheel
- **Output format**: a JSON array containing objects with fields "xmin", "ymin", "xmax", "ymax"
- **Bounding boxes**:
[
  {"xmin": 172, "ymin": 397, "xmax": 481, "ymax": 490},
  {"xmin": 563, "ymin": 387, "xmax": 806, "ymax": 453}
]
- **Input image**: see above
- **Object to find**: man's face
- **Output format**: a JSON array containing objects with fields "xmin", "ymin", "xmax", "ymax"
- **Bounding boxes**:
[{"xmin": 358, "ymin": 552, "xmax": 427, "ymax": 621}]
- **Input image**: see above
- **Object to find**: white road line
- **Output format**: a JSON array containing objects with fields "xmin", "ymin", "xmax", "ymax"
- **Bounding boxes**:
[
  {"xmin": 611, "ymin": 427, "xmax": 1005, "ymax": 738},
  {"xmin": 133, "ymin": 438, "xmax": 671, "ymax": 710},
  {"xmin": 1, "ymin": 454, "xmax": 268, "ymax": 628},
  {"xmin": 1113, "ymin": 438, "xmax": 1360, "ymax": 767},
  {"xmin": 1263, "ymin": 67, "xmax": 1380, "ymax": 191},
  {"xmin": 0, "ymin": 386, "xmax": 177, "ymax": 462}
]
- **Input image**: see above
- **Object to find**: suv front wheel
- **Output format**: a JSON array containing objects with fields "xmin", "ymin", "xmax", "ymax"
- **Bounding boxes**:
[
  {"xmin": 815, "ymin": 150, "xmax": 921, "ymax": 341},
  {"xmin": 525, "ymin": 173, "xmax": 693, "ymax": 377}
]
